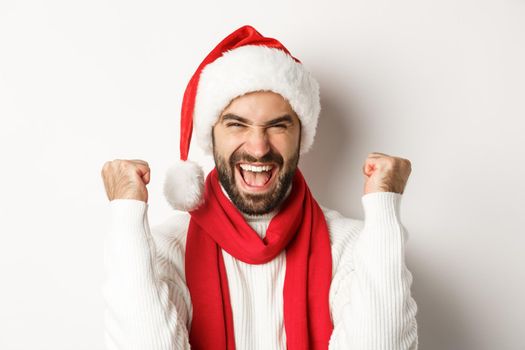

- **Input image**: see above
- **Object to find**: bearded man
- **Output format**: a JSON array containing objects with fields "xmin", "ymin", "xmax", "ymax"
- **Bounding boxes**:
[{"xmin": 101, "ymin": 25, "xmax": 418, "ymax": 350}]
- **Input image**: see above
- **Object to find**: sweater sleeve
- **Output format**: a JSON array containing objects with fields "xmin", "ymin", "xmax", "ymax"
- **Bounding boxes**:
[
  {"xmin": 328, "ymin": 192, "xmax": 418, "ymax": 350},
  {"xmin": 102, "ymin": 199, "xmax": 191, "ymax": 350}
]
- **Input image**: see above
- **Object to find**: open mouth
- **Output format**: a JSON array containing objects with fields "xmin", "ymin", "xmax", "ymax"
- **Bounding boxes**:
[{"xmin": 236, "ymin": 162, "xmax": 278, "ymax": 191}]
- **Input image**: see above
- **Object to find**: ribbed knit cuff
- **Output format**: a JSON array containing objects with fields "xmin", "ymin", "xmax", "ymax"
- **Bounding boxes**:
[
  {"xmin": 109, "ymin": 199, "xmax": 148, "ymax": 233},
  {"xmin": 361, "ymin": 191, "xmax": 402, "ymax": 229},
  {"xmin": 105, "ymin": 199, "xmax": 155, "ymax": 286}
]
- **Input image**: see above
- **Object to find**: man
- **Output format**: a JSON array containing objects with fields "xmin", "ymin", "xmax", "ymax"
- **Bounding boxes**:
[{"xmin": 101, "ymin": 25, "xmax": 418, "ymax": 350}]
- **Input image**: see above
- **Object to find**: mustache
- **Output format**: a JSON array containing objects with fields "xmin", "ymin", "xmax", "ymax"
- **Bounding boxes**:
[{"xmin": 229, "ymin": 150, "xmax": 284, "ymax": 168}]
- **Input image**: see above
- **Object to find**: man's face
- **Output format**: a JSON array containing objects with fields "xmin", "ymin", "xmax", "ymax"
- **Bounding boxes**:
[{"xmin": 212, "ymin": 90, "xmax": 301, "ymax": 215}]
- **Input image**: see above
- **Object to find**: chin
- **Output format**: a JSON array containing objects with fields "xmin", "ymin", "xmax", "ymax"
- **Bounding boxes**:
[{"xmin": 212, "ymin": 146, "xmax": 299, "ymax": 215}]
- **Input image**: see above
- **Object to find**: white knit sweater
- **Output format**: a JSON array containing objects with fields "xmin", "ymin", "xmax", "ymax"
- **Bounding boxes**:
[{"xmin": 102, "ymin": 191, "xmax": 418, "ymax": 350}]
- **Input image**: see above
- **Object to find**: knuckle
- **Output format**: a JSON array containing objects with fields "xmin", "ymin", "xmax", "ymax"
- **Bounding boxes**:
[
  {"xmin": 109, "ymin": 159, "xmax": 121, "ymax": 169},
  {"xmin": 119, "ymin": 160, "xmax": 131, "ymax": 168},
  {"xmin": 400, "ymin": 158, "xmax": 411, "ymax": 168},
  {"xmin": 101, "ymin": 161, "xmax": 113, "ymax": 175}
]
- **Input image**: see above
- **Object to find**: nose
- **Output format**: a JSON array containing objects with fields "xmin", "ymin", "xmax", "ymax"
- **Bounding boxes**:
[{"xmin": 244, "ymin": 127, "xmax": 271, "ymax": 159}]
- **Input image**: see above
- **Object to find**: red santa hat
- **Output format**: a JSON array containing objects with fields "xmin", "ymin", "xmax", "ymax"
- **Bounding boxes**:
[{"xmin": 164, "ymin": 25, "xmax": 321, "ymax": 211}]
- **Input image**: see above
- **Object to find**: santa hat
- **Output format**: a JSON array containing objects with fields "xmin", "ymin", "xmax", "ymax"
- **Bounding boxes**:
[{"xmin": 164, "ymin": 25, "xmax": 321, "ymax": 211}]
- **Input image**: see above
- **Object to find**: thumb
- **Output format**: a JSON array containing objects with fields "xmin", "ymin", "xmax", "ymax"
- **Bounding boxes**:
[
  {"xmin": 142, "ymin": 171, "xmax": 151, "ymax": 185},
  {"xmin": 134, "ymin": 164, "xmax": 151, "ymax": 185},
  {"xmin": 363, "ymin": 161, "xmax": 377, "ymax": 177}
]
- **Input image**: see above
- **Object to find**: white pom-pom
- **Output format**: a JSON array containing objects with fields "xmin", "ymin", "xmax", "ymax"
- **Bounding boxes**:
[{"xmin": 163, "ymin": 159, "xmax": 205, "ymax": 211}]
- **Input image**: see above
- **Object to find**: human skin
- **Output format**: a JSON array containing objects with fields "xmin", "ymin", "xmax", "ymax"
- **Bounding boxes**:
[
  {"xmin": 211, "ymin": 90, "xmax": 302, "ymax": 214},
  {"xmin": 362, "ymin": 152, "xmax": 412, "ymax": 195},
  {"xmin": 100, "ymin": 91, "xmax": 412, "ymax": 203},
  {"xmin": 101, "ymin": 158, "xmax": 150, "ymax": 202}
]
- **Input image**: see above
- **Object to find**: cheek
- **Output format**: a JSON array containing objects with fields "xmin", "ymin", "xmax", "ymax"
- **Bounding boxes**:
[
  {"xmin": 274, "ymin": 131, "xmax": 300, "ymax": 158},
  {"xmin": 214, "ymin": 128, "xmax": 242, "ymax": 157},
  {"xmin": 222, "ymin": 139, "xmax": 244, "ymax": 160}
]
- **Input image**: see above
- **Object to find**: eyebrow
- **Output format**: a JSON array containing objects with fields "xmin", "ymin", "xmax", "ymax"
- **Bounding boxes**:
[{"xmin": 220, "ymin": 113, "xmax": 295, "ymax": 126}]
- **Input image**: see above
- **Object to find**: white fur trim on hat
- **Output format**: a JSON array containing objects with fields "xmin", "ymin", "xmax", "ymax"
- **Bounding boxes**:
[
  {"xmin": 163, "ymin": 159, "xmax": 205, "ymax": 211},
  {"xmin": 193, "ymin": 45, "xmax": 321, "ymax": 155}
]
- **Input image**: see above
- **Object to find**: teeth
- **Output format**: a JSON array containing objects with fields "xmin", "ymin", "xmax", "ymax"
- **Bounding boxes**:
[{"xmin": 239, "ymin": 164, "xmax": 273, "ymax": 172}]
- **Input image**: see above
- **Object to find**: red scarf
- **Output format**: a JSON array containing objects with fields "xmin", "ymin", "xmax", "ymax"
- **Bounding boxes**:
[{"xmin": 185, "ymin": 167, "xmax": 333, "ymax": 349}]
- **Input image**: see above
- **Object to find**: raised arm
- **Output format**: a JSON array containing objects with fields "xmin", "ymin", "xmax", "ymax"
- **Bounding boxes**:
[
  {"xmin": 329, "ymin": 192, "xmax": 418, "ymax": 349},
  {"xmin": 101, "ymin": 159, "xmax": 191, "ymax": 350},
  {"xmin": 102, "ymin": 199, "xmax": 191, "ymax": 350}
]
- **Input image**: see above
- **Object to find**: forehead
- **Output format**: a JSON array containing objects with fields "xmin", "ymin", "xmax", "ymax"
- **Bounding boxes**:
[{"xmin": 219, "ymin": 90, "xmax": 299, "ymax": 124}]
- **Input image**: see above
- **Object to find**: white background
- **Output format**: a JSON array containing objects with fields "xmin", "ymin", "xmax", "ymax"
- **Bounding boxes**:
[{"xmin": 1, "ymin": 0, "xmax": 524, "ymax": 349}]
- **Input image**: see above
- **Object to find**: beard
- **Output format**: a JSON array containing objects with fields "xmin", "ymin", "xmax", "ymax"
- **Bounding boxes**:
[{"xmin": 213, "ymin": 144, "xmax": 300, "ymax": 216}]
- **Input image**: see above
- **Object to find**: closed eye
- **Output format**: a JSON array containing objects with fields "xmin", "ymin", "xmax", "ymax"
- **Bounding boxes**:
[
  {"xmin": 268, "ymin": 124, "xmax": 287, "ymax": 129},
  {"xmin": 226, "ymin": 123, "xmax": 246, "ymax": 128}
]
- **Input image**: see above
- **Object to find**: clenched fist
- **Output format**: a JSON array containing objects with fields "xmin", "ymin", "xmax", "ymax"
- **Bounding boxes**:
[
  {"xmin": 101, "ymin": 159, "xmax": 151, "ymax": 202},
  {"xmin": 362, "ymin": 152, "xmax": 412, "ymax": 195}
]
